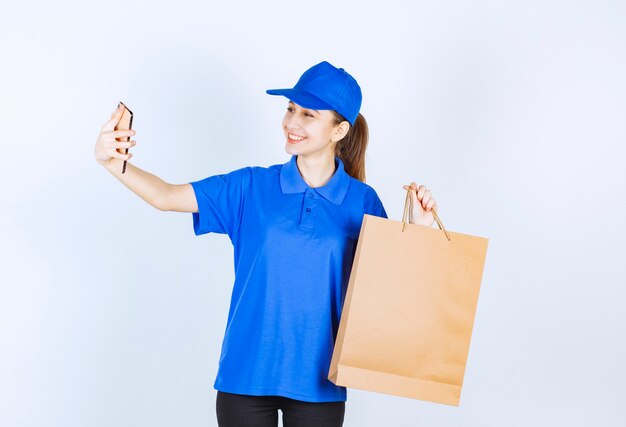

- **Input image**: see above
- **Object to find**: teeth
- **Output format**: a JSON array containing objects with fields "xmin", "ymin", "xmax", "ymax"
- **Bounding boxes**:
[{"xmin": 289, "ymin": 133, "xmax": 306, "ymax": 141}]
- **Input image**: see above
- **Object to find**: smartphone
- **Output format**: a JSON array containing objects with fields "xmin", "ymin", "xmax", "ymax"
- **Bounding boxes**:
[{"xmin": 114, "ymin": 101, "xmax": 134, "ymax": 174}]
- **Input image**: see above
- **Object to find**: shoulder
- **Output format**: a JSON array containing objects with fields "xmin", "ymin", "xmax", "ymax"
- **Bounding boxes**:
[
  {"xmin": 192, "ymin": 160, "xmax": 284, "ymax": 190},
  {"xmin": 345, "ymin": 177, "xmax": 387, "ymax": 218},
  {"xmin": 346, "ymin": 177, "xmax": 383, "ymax": 204},
  {"xmin": 215, "ymin": 162, "xmax": 282, "ymax": 181},
  {"xmin": 248, "ymin": 162, "xmax": 282, "ymax": 176},
  {"xmin": 239, "ymin": 162, "xmax": 282, "ymax": 187}
]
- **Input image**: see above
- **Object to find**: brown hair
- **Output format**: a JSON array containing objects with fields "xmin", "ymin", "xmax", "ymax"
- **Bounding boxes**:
[{"xmin": 331, "ymin": 111, "xmax": 369, "ymax": 183}]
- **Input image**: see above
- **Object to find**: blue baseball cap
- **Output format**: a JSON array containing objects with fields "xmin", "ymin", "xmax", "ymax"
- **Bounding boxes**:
[{"xmin": 266, "ymin": 60, "xmax": 362, "ymax": 125}]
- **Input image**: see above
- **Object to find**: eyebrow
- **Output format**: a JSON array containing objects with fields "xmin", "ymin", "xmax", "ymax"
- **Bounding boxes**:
[{"xmin": 288, "ymin": 100, "xmax": 319, "ymax": 114}]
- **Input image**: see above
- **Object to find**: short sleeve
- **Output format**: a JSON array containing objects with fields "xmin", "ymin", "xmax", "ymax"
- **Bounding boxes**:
[
  {"xmin": 372, "ymin": 198, "xmax": 388, "ymax": 219},
  {"xmin": 364, "ymin": 189, "xmax": 388, "ymax": 219},
  {"xmin": 189, "ymin": 166, "xmax": 251, "ymax": 239}
]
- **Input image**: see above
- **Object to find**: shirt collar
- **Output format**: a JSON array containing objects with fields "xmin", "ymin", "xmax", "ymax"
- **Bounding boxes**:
[{"xmin": 280, "ymin": 154, "xmax": 350, "ymax": 206}]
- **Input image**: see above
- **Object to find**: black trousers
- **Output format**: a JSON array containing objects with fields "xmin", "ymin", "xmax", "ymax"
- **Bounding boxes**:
[{"xmin": 216, "ymin": 391, "xmax": 345, "ymax": 427}]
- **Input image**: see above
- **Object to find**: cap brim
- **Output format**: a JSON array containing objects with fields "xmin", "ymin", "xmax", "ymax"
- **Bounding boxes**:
[{"xmin": 266, "ymin": 88, "xmax": 335, "ymax": 110}]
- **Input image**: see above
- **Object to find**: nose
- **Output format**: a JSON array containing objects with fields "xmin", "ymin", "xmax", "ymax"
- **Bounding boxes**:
[{"xmin": 284, "ymin": 114, "xmax": 302, "ymax": 130}]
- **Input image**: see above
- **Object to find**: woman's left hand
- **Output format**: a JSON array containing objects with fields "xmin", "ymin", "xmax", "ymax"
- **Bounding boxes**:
[{"xmin": 402, "ymin": 182, "xmax": 437, "ymax": 227}]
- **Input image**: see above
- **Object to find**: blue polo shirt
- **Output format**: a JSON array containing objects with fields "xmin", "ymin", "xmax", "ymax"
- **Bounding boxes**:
[{"xmin": 189, "ymin": 154, "xmax": 387, "ymax": 402}]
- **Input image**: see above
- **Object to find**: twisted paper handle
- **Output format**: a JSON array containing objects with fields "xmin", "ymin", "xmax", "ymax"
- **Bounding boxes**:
[{"xmin": 401, "ymin": 187, "xmax": 451, "ymax": 241}]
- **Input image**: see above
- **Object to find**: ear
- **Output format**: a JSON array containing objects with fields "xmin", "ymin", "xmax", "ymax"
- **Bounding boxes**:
[{"xmin": 332, "ymin": 121, "xmax": 351, "ymax": 142}]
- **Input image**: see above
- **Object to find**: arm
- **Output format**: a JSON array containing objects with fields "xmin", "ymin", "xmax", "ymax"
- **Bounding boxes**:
[
  {"xmin": 163, "ymin": 182, "xmax": 198, "ymax": 213},
  {"xmin": 101, "ymin": 158, "xmax": 198, "ymax": 213},
  {"xmin": 95, "ymin": 105, "xmax": 197, "ymax": 213}
]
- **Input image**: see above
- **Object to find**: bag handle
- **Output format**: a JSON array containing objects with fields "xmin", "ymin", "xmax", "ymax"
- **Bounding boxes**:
[{"xmin": 401, "ymin": 187, "xmax": 451, "ymax": 241}]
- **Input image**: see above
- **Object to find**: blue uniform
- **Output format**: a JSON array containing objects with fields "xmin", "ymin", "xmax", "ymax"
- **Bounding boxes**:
[{"xmin": 189, "ymin": 154, "xmax": 387, "ymax": 402}]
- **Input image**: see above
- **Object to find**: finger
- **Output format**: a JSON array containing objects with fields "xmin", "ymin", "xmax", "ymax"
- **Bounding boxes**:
[
  {"xmin": 403, "ymin": 184, "xmax": 417, "ymax": 195},
  {"xmin": 426, "ymin": 199, "xmax": 435, "ymax": 211},
  {"xmin": 422, "ymin": 190, "xmax": 431, "ymax": 208},
  {"xmin": 113, "ymin": 129, "xmax": 135, "ymax": 137},
  {"xmin": 417, "ymin": 185, "xmax": 426, "ymax": 201},
  {"xmin": 108, "ymin": 103, "xmax": 123, "ymax": 120},
  {"xmin": 110, "ymin": 140, "xmax": 136, "ymax": 149},
  {"xmin": 407, "ymin": 182, "xmax": 419, "ymax": 193},
  {"xmin": 404, "ymin": 184, "xmax": 421, "ymax": 208},
  {"xmin": 103, "ymin": 104, "xmax": 126, "ymax": 129},
  {"xmin": 109, "ymin": 129, "xmax": 136, "ymax": 140},
  {"xmin": 111, "ymin": 150, "xmax": 132, "ymax": 160},
  {"xmin": 109, "ymin": 104, "xmax": 121, "ymax": 117}
]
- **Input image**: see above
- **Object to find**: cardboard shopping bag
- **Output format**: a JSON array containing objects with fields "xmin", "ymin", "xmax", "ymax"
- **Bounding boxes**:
[{"xmin": 328, "ymin": 188, "xmax": 489, "ymax": 406}]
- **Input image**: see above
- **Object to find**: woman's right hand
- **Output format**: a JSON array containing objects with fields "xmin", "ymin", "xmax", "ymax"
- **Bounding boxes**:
[{"xmin": 94, "ymin": 105, "xmax": 137, "ymax": 166}]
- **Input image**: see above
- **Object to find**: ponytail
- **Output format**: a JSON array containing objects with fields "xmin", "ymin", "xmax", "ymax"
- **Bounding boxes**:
[{"xmin": 332, "ymin": 112, "xmax": 369, "ymax": 183}]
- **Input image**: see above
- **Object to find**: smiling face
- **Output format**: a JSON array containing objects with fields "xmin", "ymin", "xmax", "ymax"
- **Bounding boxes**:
[{"xmin": 282, "ymin": 100, "xmax": 350, "ymax": 158}]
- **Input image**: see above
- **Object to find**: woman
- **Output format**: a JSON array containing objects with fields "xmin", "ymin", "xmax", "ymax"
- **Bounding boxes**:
[{"xmin": 94, "ymin": 60, "xmax": 437, "ymax": 427}]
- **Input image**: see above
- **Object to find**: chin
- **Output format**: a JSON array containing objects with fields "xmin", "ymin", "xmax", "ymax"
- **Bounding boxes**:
[{"xmin": 284, "ymin": 143, "xmax": 300, "ymax": 156}]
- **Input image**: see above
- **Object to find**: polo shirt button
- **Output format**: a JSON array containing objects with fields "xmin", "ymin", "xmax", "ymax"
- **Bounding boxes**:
[
  {"xmin": 306, "ymin": 207, "xmax": 311, "ymax": 212},
  {"xmin": 309, "ymin": 193, "xmax": 314, "ymax": 198}
]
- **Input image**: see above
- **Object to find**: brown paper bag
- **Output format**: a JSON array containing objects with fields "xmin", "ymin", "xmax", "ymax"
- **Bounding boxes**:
[{"xmin": 328, "ymin": 189, "xmax": 489, "ymax": 406}]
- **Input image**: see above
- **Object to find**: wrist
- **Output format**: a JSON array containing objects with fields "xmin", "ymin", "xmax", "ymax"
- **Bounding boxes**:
[{"xmin": 98, "ymin": 158, "xmax": 112, "ymax": 168}]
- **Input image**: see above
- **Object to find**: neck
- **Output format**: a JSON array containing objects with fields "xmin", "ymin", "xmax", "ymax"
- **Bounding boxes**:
[{"xmin": 295, "ymin": 153, "xmax": 337, "ymax": 188}]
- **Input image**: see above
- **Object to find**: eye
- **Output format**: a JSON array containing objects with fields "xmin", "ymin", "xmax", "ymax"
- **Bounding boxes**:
[{"xmin": 286, "ymin": 107, "xmax": 314, "ymax": 118}]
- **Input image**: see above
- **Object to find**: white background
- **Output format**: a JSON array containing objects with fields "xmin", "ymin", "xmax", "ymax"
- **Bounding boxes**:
[{"xmin": 1, "ymin": 0, "xmax": 625, "ymax": 426}]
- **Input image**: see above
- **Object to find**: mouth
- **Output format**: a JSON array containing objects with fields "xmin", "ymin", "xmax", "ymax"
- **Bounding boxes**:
[{"xmin": 287, "ymin": 132, "xmax": 307, "ymax": 144}]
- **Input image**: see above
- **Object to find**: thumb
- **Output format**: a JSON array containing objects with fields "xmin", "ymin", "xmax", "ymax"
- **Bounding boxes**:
[
  {"xmin": 104, "ymin": 103, "xmax": 125, "ymax": 130},
  {"xmin": 402, "ymin": 185, "xmax": 423, "ymax": 212}
]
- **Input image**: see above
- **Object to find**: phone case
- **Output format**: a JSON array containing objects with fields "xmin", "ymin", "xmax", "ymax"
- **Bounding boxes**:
[{"xmin": 114, "ymin": 101, "xmax": 134, "ymax": 174}]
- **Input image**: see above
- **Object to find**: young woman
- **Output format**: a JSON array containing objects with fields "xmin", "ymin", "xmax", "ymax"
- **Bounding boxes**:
[{"xmin": 94, "ymin": 60, "xmax": 438, "ymax": 427}]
